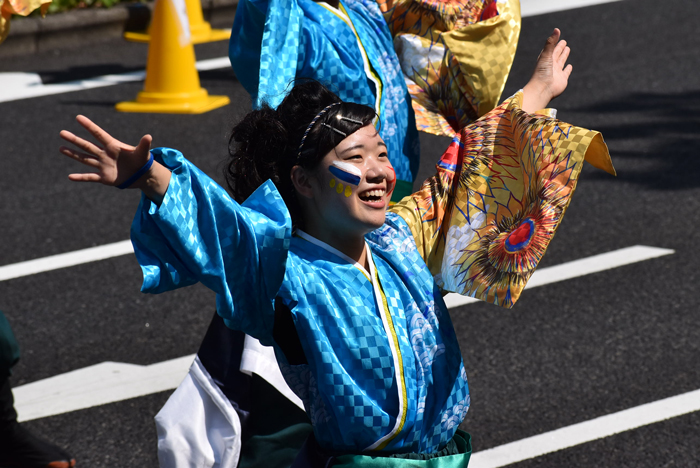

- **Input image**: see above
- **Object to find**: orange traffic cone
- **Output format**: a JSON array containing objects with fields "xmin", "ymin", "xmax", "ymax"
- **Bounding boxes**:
[
  {"xmin": 116, "ymin": 0, "xmax": 229, "ymax": 114},
  {"xmin": 124, "ymin": 0, "xmax": 230, "ymax": 44}
]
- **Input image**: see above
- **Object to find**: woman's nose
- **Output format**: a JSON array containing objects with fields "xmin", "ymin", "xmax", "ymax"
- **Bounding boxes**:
[{"xmin": 365, "ymin": 160, "xmax": 388, "ymax": 182}]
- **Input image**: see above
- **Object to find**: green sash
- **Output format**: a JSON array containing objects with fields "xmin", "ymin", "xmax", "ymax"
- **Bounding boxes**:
[{"xmin": 334, "ymin": 431, "xmax": 472, "ymax": 468}]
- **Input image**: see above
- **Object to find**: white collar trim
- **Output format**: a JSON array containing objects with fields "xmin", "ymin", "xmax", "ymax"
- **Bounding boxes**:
[{"xmin": 295, "ymin": 230, "xmax": 370, "ymax": 278}]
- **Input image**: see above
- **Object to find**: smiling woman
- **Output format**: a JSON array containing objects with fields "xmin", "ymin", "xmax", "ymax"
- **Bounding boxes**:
[
  {"xmin": 294, "ymin": 123, "xmax": 395, "ymax": 265},
  {"xmin": 57, "ymin": 28, "xmax": 614, "ymax": 464}
]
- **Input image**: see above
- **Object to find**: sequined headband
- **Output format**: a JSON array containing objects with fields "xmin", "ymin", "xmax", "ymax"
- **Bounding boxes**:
[{"xmin": 297, "ymin": 102, "xmax": 342, "ymax": 159}]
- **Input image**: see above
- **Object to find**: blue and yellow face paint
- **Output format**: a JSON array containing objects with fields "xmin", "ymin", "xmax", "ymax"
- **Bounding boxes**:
[{"xmin": 329, "ymin": 161, "xmax": 362, "ymax": 198}]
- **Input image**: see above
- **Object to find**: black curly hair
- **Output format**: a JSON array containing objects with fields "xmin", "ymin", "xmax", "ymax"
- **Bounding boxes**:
[{"xmin": 226, "ymin": 80, "xmax": 377, "ymax": 227}]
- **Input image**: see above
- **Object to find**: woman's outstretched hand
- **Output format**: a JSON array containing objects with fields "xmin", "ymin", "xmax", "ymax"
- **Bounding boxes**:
[
  {"xmin": 59, "ymin": 115, "xmax": 171, "ymax": 203},
  {"xmin": 522, "ymin": 28, "xmax": 573, "ymax": 114}
]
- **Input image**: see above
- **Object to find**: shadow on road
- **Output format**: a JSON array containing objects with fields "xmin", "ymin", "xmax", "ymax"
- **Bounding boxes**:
[
  {"xmin": 38, "ymin": 64, "xmax": 143, "ymax": 84},
  {"xmin": 578, "ymin": 90, "xmax": 700, "ymax": 191},
  {"xmin": 38, "ymin": 65, "xmax": 236, "ymax": 85}
]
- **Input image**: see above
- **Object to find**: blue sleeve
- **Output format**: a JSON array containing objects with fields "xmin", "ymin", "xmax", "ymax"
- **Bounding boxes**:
[
  {"xmin": 229, "ymin": 0, "xmax": 305, "ymax": 109},
  {"xmin": 229, "ymin": 0, "xmax": 268, "ymax": 102},
  {"xmin": 130, "ymin": 148, "xmax": 292, "ymax": 345}
]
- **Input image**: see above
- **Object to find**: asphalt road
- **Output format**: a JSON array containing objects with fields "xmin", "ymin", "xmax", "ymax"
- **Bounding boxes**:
[{"xmin": 1, "ymin": 0, "xmax": 699, "ymax": 466}]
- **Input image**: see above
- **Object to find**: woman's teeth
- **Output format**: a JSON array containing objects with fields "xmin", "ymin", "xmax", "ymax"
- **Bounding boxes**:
[{"xmin": 360, "ymin": 189, "xmax": 385, "ymax": 200}]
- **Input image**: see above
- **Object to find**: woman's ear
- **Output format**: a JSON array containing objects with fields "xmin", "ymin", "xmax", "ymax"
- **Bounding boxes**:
[{"xmin": 291, "ymin": 165, "xmax": 314, "ymax": 199}]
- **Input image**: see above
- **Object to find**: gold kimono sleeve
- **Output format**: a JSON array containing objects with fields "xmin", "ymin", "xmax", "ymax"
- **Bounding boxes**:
[
  {"xmin": 376, "ymin": 0, "xmax": 521, "ymax": 137},
  {"xmin": 390, "ymin": 91, "xmax": 615, "ymax": 308}
]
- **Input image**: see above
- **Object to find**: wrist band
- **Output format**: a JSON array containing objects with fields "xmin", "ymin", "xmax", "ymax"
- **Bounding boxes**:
[{"xmin": 117, "ymin": 152, "xmax": 154, "ymax": 189}]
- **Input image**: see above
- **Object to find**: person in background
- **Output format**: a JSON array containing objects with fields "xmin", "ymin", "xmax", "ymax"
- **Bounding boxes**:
[{"xmin": 0, "ymin": 311, "xmax": 76, "ymax": 468}]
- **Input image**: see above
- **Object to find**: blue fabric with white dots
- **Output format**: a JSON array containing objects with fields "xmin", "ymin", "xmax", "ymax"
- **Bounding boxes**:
[
  {"xmin": 229, "ymin": 0, "xmax": 420, "ymax": 191},
  {"xmin": 131, "ymin": 149, "xmax": 469, "ymax": 454}
]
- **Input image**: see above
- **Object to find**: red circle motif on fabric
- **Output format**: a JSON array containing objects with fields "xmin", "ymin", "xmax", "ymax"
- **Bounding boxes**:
[
  {"xmin": 508, "ymin": 222, "xmax": 531, "ymax": 245},
  {"xmin": 504, "ymin": 218, "xmax": 536, "ymax": 253}
]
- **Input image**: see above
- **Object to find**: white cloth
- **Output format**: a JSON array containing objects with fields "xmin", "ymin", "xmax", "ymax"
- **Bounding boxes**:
[
  {"xmin": 156, "ymin": 356, "xmax": 242, "ymax": 468},
  {"xmin": 240, "ymin": 335, "xmax": 304, "ymax": 410}
]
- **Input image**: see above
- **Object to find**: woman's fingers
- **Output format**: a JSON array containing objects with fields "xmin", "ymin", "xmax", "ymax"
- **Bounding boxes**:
[
  {"xmin": 68, "ymin": 172, "xmax": 103, "ymax": 183},
  {"xmin": 135, "ymin": 134, "xmax": 153, "ymax": 156},
  {"xmin": 553, "ymin": 40, "xmax": 567, "ymax": 60},
  {"xmin": 59, "ymin": 146, "xmax": 101, "ymax": 168},
  {"xmin": 60, "ymin": 146, "xmax": 108, "ymax": 184},
  {"xmin": 557, "ymin": 45, "xmax": 571, "ymax": 70},
  {"xmin": 563, "ymin": 63, "xmax": 573, "ymax": 80},
  {"xmin": 60, "ymin": 116, "xmax": 153, "ymax": 187},
  {"xmin": 59, "ymin": 129, "xmax": 104, "ymax": 158},
  {"xmin": 543, "ymin": 28, "xmax": 561, "ymax": 55},
  {"xmin": 76, "ymin": 114, "xmax": 114, "ymax": 147}
]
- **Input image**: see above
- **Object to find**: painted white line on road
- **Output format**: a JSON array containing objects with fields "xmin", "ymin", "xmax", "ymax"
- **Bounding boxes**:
[
  {"xmin": 469, "ymin": 388, "xmax": 700, "ymax": 468},
  {"xmin": 0, "ymin": 70, "xmax": 145, "ymax": 103},
  {"xmin": 0, "ymin": 57, "xmax": 230, "ymax": 103},
  {"xmin": 520, "ymin": 0, "xmax": 624, "ymax": 17},
  {"xmin": 14, "ymin": 354, "xmax": 195, "ymax": 422},
  {"xmin": 193, "ymin": 56, "xmax": 231, "ymax": 71},
  {"xmin": 0, "ymin": 240, "xmax": 134, "ymax": 282},
  {"xmin": 443, "ymin": 245, "xmax": 674, "ymax": 309}
]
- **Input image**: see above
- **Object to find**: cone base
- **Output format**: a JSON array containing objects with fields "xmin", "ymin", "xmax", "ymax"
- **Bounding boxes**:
[
  {"xmin": 124, "ymin": 26, "xmax": 231, "ymax": 44},
  {"xmin": 116, "ymin": 93, "xmax": 230, "ymax": 114}
]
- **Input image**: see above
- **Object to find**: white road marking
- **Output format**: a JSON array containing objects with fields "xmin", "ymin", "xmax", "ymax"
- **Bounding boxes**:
[
  {"xmin": 0, "ymin": 57, "xmax": 230, "ymax": 103},
  {"xmin": 192, "ymin": 56, "xmax": 230, "ymax": 71},
  {"xmin": 0, "ymin": 240, "xmax": 134, "ymax": 282},
  {"xmin": 0, "ymin": 70, "xmax": 145, "ymax": 103},
  {"xmin": 443, "ymin": 245, "xmax": 674, "ymax": 309},
  {"xmin": 9, "ymin": 245, "xmax": 673, "ymax": 423},
  {"xmin": 0, "ymin": 2, "xmax": 626, "ymax": 103},
  {"xmin": 469, "ymin": 388, "xmax": 700, "ymax": 468},
  {"xmin": 520, "ymin": 0, "xmax": 624, "ymax": 17},
  {"xmin": 14, "ymin": 355, "xmax": 196, "ymax": 422}
]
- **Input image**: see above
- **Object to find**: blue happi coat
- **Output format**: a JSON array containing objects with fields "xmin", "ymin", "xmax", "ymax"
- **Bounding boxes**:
[{"xmin": 132, "ymin": 148, "xmax": 468, "ymax": 454}]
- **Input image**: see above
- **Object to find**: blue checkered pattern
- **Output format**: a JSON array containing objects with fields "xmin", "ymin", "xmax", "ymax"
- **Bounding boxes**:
[
  {"xmin": 368, "ymin": 213, "xmax": 470, "ymax": 452},
  {"xmin": 230, "ymin": 0, "xmax": 420, "ymax": 190},
  {"xmin": 132, "ymin": 148, "xmax": 291, "ymax": 345},
  {"xmin": 257, "ymin": 0, "xmax": 303, "ymax": 109},
  {"xmin": 132, "ymin": 153, "xmax": 469, "ymax": 453}
]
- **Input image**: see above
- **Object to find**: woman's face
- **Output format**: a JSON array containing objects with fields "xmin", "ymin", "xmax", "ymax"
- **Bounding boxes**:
[{"xmin": 301, "ymin": 124, "xmax": 396, "ymax": 240}]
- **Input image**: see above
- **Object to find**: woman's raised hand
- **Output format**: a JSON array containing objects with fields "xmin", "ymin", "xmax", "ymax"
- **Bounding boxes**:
[
  {"xmin": 59, "ymin": 115, "xmax": 171, "ymax": 202},
  {"xmin": 59, "ymin": 115, "xmax": 152, "ymax": 187},
  {"xmin": 522, "ymin": 28, "xmax": 573, "ymax": 114}
]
